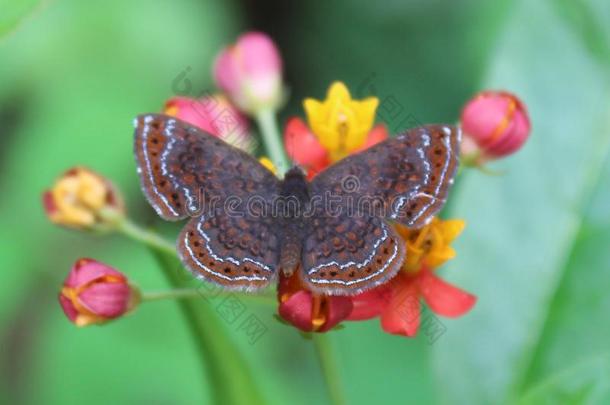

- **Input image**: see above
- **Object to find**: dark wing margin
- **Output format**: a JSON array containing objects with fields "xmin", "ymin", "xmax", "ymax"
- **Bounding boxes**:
[
  {"xmin": 310, "ymin": 125, "xmax": 460, "ymax": 228},
  {"xmin": 133, "ymin": 113, "xmax": 278, "ymax": 221}
]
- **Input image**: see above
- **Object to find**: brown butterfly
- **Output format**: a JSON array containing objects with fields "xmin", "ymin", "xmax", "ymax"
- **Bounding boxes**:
[{"xmin": 134, "ymin": 114, "xmax": 459, "ymax": 295}]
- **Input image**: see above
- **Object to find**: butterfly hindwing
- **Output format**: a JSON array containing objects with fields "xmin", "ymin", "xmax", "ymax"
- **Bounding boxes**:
[
  {"xmin": 311, "ymin": 125, "xmax": 460, "ymax": 228},
  {"xmin": 178, "ymin": 205, "xmax": 280, "ymax": 291},
  {"xmin": 301, "ymin": 212, "xmax": 405, "ymax": 295}
]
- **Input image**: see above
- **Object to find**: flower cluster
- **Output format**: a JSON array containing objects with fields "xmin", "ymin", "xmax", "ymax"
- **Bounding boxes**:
[
  {"xmin": 277, "ymin": 212, "xmax": 476, "ymax": 336},
  {"xmin": 44, "ymin": 31, "xmax": 530, "ymax": 338}
]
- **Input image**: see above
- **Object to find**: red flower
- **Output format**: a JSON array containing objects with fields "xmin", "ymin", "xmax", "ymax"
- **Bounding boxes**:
[
  {"xmin": 283, "ymin": 116, "xmax": 388, "ymax": 177},
  {"xmin": 277, "ymin": 271, "xmax": 353, "ymax": 332},
  {"xmin": 348, "ymin": 268, "xmax": 476, "ymax": 337},
  {"xmin": 59, "ymin": 258, "xmax": 138, "ymax": 327}
]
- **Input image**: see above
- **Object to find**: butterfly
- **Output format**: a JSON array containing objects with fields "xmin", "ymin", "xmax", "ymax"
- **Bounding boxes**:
[{"xmin": 134, "ymin": 114, "xmax": 460, "ymax": 295}]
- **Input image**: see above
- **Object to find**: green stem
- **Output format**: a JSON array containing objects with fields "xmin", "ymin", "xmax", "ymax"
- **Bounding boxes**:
[
  {"xmin": 119, "ymin": 219, "xmax": 266, "ymax": 405},
  {"xmin": 116, "ymin": 218, "xmax": 176, "ymax": 256},
  {"xmin": 312, "ymin": 334, "xmax": 347, "ymax": 405},
  {"xmin": 255, "ymin": 108, "xmax": 290, "ymax": 175}
]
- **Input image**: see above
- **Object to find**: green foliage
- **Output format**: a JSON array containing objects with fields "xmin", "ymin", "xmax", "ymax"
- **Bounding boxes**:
[
  {"xmin": 1, "ymin": 0, "xmax": 609, "ymax": 404},
  {"xmin": 0, "ymin": 0, "xmax": 41, "ymax": 39}
]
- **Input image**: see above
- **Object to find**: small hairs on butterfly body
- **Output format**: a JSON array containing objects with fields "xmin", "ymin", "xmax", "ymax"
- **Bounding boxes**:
[{"xmin": 134, "ymin": 114, "xmax": 460, "ymax": 295}]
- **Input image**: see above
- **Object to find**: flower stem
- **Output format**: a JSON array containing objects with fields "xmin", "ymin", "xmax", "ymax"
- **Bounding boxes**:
[
  {"xmin": 312, "ymin": 333, "xmax": 347, "ymax": 405},
  {"xmin": 255, "ymin": 108, "xmax": 290, "ymax": 175},
  {"xmin": 116, "ymin": 218, "xmax": 176, "ymax": 256}
]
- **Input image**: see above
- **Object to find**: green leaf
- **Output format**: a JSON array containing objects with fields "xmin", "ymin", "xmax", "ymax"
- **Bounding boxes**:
[
  {"xmin": 432, "ymin": 0, "xmax": 610, "ymax": 404},
  {"xmin": 515, "ymin": 356, "xmax": 610, "ymax": 405},
  {"xmin": 0, "ymin": 0, "xmax": 41, "ymax": 39}
]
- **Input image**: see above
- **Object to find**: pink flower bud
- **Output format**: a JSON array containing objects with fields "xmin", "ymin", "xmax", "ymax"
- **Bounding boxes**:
[
  {"xmin": 213, "ymin": 32, "xmax": 283, "ymax": 114},
  {"xmin": 460, "ymin": 91, "xmax": 531, "ymax": 159},
  {"xmin": 59, "ymin": 259, "xmax": 138, "ymax": 327},
  {"xmin": 164, "ymin": 95, "xmax": 254, "ymax": 152}
]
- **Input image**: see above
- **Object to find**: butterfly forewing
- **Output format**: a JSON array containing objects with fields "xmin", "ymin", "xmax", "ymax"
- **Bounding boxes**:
[
  {"xmin": 311, "ymin": 124, "xmax": 460, "ymax": 228},
  {"xmin": 134, "ymin": 114, "xmax": 278, "ymax": 220}
]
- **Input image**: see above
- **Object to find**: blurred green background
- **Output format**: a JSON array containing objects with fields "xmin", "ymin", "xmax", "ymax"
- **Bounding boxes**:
[{"xmin": 1, "ymin": 0, "xmax": 609, "ymax": 404}]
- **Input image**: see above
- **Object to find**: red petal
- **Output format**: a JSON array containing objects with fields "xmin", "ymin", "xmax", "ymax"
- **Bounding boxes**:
[
  {"xmin": 77, "ymin": 282, "xmax": 132, "ymax": 318},
  {"xmin": 67, "ymin": 258, "xmax": 126, "ymax": 289},
  {"xmin": 418, "ymin": 270, "xmax": 476, "ymax": 317},
  {"xmin": 380, "ymin": 279, "xmax": 421, "ymax": 337},
  {"xmin": 278, "ymin": 290, "xmax": 314, "ymax": 332},
  {"xmin": 277, "ymin": 288, "xmax": 352, "ymax": 332},
  {"xmin": 42, "ymin": 191, "xmax": 57, "ymax": 216},
  {"xmin": 58, "ymin": 293, "xmax": 79, "ymax": 323},
  {"xmin": 318, "ymin": 296, "xmax": 353, "ymax": 332},
  {"xmin": 347, "ymin": 285, "xmax": 391, "ymax": 321},
  {"xmin": 284, "ymin": 117, "xmax": 329, "ymax": 171},
  {"xmin": 360, "ymin": 124, "xmax": 389, "ymax": 151}
]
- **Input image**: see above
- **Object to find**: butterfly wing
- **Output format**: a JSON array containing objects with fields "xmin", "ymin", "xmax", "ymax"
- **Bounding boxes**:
[
  {"xmin": 300, "ymin": 124, "xmax": 459, "ymax": 295},
  {"xmin": 301, "ymin": 212, "xmax": 405, "ymax": 295},
  {"xmin": 134, "ymin": 114, "xmax": 281, "ymax": 290},
  {"xmin": 178, "ymin": 208, "xmax": 280, "ymax": 291},
  {"xmin": 134, "ymin": 113, "xmax": 278, "ymax": 220},
  {"xmin": 310, "ymin": 124, "xmax": 460, "ymax": 228}
]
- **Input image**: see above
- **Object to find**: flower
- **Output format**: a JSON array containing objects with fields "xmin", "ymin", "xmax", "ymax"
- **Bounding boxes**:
[
  {"xmin": 59, "ymin": 259, "xmax": 139, "ymax": 327},
  {"xmin": 277, "ymin": 271, "xmax": 353, "ymax": 333},
  {"xmin": 258, "ymin": 157, "xmax": 278, "ymax": 176},
  {"xmin": 348, "ymin": 218, "xmax": 476, "ymax": 337},
  {"xmin": 396, "ymin": 218, "xmax": 465, "ymax": 272},
  {"xmin": 164, "ymin": 95, "xmax": 254, "ymax": 153},
  {"xmin": 42, "ymin": 167, "xmax": 124, "ymax": 231},
  {"xmin": 213, "ymin": 31, "xmax": 283, "ymax": 115},
  {"xmin": 460, "ymin": 90, "xmax": 531, "ymax": 161},
  {"xmin": 349, "ymin": 268, "xmax": 476, "ymax": 336},
  {"xmin": 284, "ymin": 82, "xmax": 388, "ymax": 176}
]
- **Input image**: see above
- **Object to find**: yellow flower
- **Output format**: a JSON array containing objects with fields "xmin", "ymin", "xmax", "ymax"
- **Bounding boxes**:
[
  {"xmin": 43, "ymin": 167, "xmax": 124, "ymax": 230},
  {"xmin": 258, "ymin": 157, "xmax": 277, "ymax": 176},
  {"xmin": 304, "ymin": 82, "xmax": 379, "ymax": 161},
  {"xmin": 395, "ymin": 218, "xmax": 466, "ymax": 272}
]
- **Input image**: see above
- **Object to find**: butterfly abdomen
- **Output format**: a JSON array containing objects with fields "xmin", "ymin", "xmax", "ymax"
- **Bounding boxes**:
[{"xmin": 279, "ymin": 231, "xmax": 302, "ymax": 276}]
